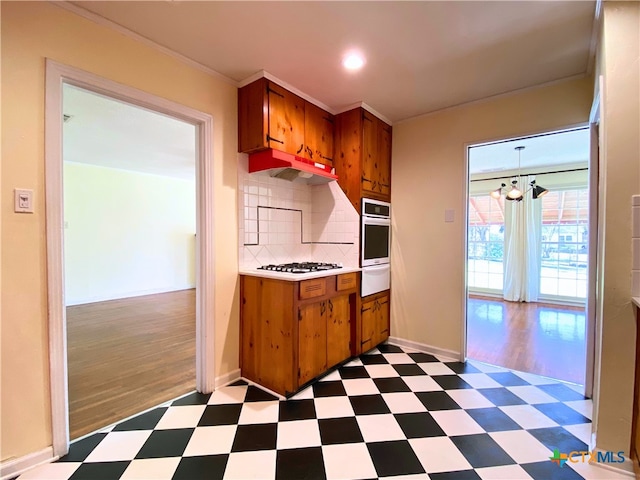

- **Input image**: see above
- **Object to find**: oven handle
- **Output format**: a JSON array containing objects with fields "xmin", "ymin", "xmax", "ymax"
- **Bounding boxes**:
[
  {"xmin": 362, "ymin": 216, "xmax": 390, "ymax": 225},
  {"xmin": 362, "ymin": 263, "xmax": 390, "ymax": 273}
]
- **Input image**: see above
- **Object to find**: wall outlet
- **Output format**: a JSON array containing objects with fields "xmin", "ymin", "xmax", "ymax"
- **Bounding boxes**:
[
  {"xmin": 444, "ymin": 209, "xmax": 455, "ymax": 223},
  {"xmin": 14, "ymin": 189, "xmax": 34, "ymax": 213}
]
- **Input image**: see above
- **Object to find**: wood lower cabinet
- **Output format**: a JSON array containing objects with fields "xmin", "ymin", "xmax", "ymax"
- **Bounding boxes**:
[
  {"xmin": 361, "ymin": 291, "xmax": 390, "ymax": 352},
  {"xmin": 326, "ymin": 295, "xmax": 352, "ymax": 368},
  {"xmin": 298, "ymin": 300, "xmax": 328, "ymax": 385},
  {"xmin": 241, "ymin": 273, "xmax": 358, "ymax": 396}
]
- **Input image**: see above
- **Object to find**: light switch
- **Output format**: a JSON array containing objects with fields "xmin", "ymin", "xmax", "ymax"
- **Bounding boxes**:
[
  {"xmin": 14, "ymin": 189, "xmax": 34, "ymax": 213},
  {"xmin": 444, "ymin": 209, "xmax": 455, "ymax": 223}
]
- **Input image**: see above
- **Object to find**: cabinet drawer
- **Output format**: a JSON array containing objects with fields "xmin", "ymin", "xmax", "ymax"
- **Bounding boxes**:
[
  {"xmin": 299, "ymin": 278, "xmax": 327, "ymax": 300},
  {"xmin": 336, "ymin": 273, "xmax": 357, "ymax": 291}
]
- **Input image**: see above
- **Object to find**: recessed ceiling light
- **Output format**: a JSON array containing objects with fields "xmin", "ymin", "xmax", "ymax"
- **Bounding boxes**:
[{"xmin": 342, "ymin": 52, "xmax": 365, "ymax": 71}]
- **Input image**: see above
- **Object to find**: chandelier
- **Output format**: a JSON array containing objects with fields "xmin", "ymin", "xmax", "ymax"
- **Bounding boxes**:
[{"xmin": 489, "ymin": 146, "xmax": 548, "ymax": 202}]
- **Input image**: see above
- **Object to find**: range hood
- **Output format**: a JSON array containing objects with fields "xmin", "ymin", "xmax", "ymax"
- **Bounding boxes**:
[{"xmin": 248, "ymin": 149, "xmax": 338, "ymax": 185}]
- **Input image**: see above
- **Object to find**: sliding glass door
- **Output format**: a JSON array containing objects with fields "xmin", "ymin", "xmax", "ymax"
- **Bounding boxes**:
[
  {"xmin": 468, "ymin": 194, "xmax": 505, "ymax": 294},
  {"xmin": 540, "ymin": 188, "xmax": 589, "ymax": 301}
]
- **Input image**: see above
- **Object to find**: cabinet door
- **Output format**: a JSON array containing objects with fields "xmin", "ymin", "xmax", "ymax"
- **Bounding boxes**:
[
  {"xmin": 376, "ymin": 122, "xmax": 392, "ymax": 199},
  {"xmin": 326, "ymin": 295, "xmax": 351, "ymax": 368},
  {"xmin": 334, "ymin": 109, "xmax": 364, "ymax": 214},
  {"xmin": 361, "ymin": 297, "xmax": 376, "ymax": 352},
  {"xmin": 361, "ymin": 110, "xmax": 378, "ymax": 196},
  {"xmin": 298, "ymin": 301, "xmax": 327, "ymax": 385},
  {"xmin": 267, "ymin": 82, "xmax": 305, "ymax": 156},
  {"xmin": 373, "ymin": 294, "xmax": 390, "ymax": 346},
  {"xmin": 238, "ymin": 78, "xmax": 268, "ymax": 153},
  {"xmin": 304, "ymin": 102, "xmax": 334, "ymax": 166}
]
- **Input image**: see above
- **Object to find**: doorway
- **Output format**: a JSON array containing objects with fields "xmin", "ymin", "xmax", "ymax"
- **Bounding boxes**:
[
  {"xmin": 45, "ymin": 60, "xmax": 215, "ymax": 457},
  {"xmin": 465, "ymin": 128, "xmax": 592, "ymax": 386},
  {"xmin": 62, "ymin": 84, "xmax": 197, "ymax": 439}
]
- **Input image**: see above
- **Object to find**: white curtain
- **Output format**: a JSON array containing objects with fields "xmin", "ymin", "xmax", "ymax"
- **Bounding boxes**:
[{"xmin": 503, "ymin": 175, "xmax": 542, "ymax": 302}]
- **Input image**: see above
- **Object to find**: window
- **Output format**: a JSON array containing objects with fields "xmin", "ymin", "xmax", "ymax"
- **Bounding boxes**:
[
  {"xmin": 540, "ymin": 189, "xmax": 589, "ymax": 299},
  {"xmin": 468, "ymin": 195, "xmax": 504, "ymax": 292}
]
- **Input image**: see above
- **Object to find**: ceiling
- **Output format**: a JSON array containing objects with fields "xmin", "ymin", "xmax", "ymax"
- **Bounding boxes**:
[
  {"xmin": 67, "ymin": 1, "xmax": 597, "ymax": 123},
  {"xmin": 63, "ymin": 85, "xmax": 196, "ymax": 180}
]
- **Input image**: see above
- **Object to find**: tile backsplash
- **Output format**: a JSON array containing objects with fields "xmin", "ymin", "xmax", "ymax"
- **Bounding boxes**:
[
  {"xmin": 633, "ymin": 195, "xmax": 640, "ymax": 297},
  {"xmin": 238, "ymin": 154, "xmax": 360, "ymax": 269}
]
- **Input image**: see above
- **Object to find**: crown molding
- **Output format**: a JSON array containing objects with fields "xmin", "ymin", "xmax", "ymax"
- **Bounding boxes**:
[
  {"xmin": 397, "ymin": 73, "xmax": 588, "ymax": 125},
  {"xmin": 50, "ymin": 1, "xmax": 238, "ymax": 86},
  {"xmin": 238, "ymin": 70, "xmax": 335, "ymax": 115},
  {"xmin": 586, "ymin": 0, "xmax": 603, "ymax": 75}
]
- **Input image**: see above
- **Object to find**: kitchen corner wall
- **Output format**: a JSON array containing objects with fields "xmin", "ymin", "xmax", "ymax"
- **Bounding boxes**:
[
  {"xmin": 633, "ymin": 195, "xmax": 640, "ymax": 297},
  {"xmin": 238, "ymin": 154, "xmax": 359, "ymax": 268}
]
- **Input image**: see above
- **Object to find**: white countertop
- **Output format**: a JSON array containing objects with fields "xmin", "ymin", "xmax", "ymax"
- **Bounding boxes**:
[
  {"xmin": 633, "ymin": 297, "xmax": 640, "ymax": 308},
  {"xmin": 239, "ymin": 266, "xmax": 361, "ymax": 281}
]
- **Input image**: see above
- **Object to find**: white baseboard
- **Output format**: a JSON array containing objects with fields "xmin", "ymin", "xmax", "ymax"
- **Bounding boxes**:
[
  {"xmin": 1, "ymin": 447, "xmax": 56, "ymax": 480},
  {"xmin": 240, "ymin": 377, "xmax": 286, "ymax": 401},
  {"xmin": 215, "ymin": 369, "xmax": 241, "ymax": 389},
  {"xmin": 388, "ymin": 336, "xmax": 460, "ymax": 362},
  {"xmin": 66, "ymin": 285, "xmax": 196, "ymax": 306},
  {"xmin": 589, "ymin": 448, "xmax": 635, "ymax": 476},
  {"xmin": 0, "ymin": 373, "xmax": 241, "ymax": 480}
]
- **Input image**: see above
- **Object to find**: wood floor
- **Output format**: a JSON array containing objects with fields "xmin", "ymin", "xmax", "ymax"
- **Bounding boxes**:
[
  {"xmin": 67, "ymin": 289, "xmax": 196, "ymax": 440},
  {"xmin": 467, "ymin": 295, "xmax": 586, "ymax": 385}
]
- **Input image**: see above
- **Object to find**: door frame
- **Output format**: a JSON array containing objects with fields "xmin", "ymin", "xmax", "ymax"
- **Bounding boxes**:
[
  {"xmin": 461, "ymin": 124, "xmax": 597, "ymax": 394},
  {"xmin": 45, "ymin": 60, "xmax": 216, "ymax": 457},
  {"xmin": 585, "ymin": 87, "xmax": 600, "ymax": 399}
]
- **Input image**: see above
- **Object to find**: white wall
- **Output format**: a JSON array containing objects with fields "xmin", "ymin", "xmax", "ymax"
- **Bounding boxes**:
[
  {"xmin": 64, "ymin": 162, "xmax": 196, "ymax": 305},
  {"xmin": 390, "ymin": 76, "xmax": 593, "ymax": 357},
  {"xmin": 1, "ymin": 2, "xmax": 238, "ymax": 459}
]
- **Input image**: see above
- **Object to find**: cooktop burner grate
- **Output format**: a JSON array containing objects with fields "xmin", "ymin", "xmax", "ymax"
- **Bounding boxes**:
[{"xmin": 258, "ymin": 262, "xmax": 343, "ymax": 274}]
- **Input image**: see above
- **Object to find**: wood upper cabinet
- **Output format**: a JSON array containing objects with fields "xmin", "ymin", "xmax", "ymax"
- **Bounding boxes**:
[
  {"xmin": 267, "ymin": 82, "xmax": 305, "ymax": 156},
  {"xmin": 334, "ymin": 107, "xmax": 392, "ymax": 212},
  {"xmin": 241, "ymin": 274, "xmax": 357, "ymax": 396},
  {"xmin": 377, "ymin": 122, "xmax": 392, "ymax": 197},
  {"xmin": 304, "ymin": 101, "xmax": 334, "ymax": 165},
  {"xmin": 360, "ymin": 291, "xmax": 390, "ymax": 352},
  {"xmin": 361, "ymin": 110, "xmax": 391, "ymax": 199},
  {"xmin": 238, "ymin": 77, "xmax": 334, "ymax": 166},
  {"xmin": 238, "ymin": 77, "xmax": 304, "ymax": 156},
  {"xmin": 361, "ymin": 110, "xmax": 378, "ymax": 194}
]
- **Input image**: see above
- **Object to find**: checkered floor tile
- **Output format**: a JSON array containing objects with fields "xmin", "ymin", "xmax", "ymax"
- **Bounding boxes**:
[{"xmin": 19, "ymin": 344, "xmax": 629, "ymax": 480}]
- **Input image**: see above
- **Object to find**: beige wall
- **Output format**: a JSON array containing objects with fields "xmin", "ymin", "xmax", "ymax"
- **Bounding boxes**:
[
  {"xmin": 390, "ymin": 76, "xmax": 593, "ymax": 354},
  {"xmin": 1, "ymin": 2, "xmax": 239, "ymax": 461},
  {"xmin": 593, "ymin": 1, "xmax": 640, "ymax": 455}
]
